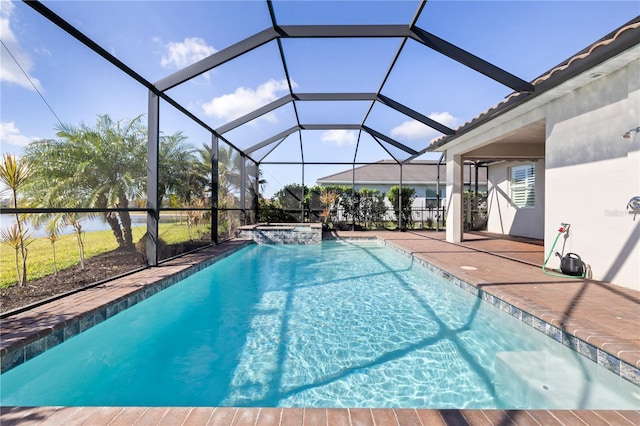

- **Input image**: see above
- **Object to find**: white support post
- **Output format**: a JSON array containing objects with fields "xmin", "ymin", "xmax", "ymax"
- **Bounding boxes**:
[{"xmin": 446, "ymin": 151, "xmax": 463, "ymax": 242}]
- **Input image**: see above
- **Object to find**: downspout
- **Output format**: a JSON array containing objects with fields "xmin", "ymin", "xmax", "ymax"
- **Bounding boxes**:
[{"xmin": 436, "ymin": 152, "xmax": 445, "ymax": 232}]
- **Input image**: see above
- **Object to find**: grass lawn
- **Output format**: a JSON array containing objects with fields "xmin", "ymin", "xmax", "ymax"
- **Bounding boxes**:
[{"xmin": 0, "ymin": 223, "xmax": 206, "ymax": 288}]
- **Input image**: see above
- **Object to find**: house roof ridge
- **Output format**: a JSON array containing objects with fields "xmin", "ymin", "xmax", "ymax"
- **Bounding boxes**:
[
  {"xmin": 316, "ymin": 160, "xmax": 459, "ymax": 185},
  {"xmin": 532, "ymin": 20, "xmax": 640, "ymax": 86},
  {"xmin": 315, "ymin": 160, "xmax": 387, "ymax": 181},
  {"xmin": 428, "ymin": 19, "xmax": 640, "ymax": 149}
]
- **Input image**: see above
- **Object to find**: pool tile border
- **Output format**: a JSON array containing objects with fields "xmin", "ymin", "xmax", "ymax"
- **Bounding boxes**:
[
  {"xmin": 238, "ymin": 223, "xmax": 322, "ymax": 244},
  {"xmin": 2, "ymin": 236, "xmax": 638, "ymax": 388},
  {"xmin": 0, "ymin": 241, "xmax": 252, "ymax": 374},
  {"xmin": 373, "ymin": 237, "xmax": 640, "ymax": 387}
]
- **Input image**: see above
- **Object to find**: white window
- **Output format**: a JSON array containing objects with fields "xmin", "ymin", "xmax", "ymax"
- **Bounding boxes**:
[{"xmin": 509, "ymin": 164, "xmax": 535, "ymax": 208}]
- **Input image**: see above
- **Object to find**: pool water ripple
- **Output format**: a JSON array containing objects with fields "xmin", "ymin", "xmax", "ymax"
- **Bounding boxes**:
[{"xmin": 1, "ymin": 241, "xmax": 638, "ymax": 409}]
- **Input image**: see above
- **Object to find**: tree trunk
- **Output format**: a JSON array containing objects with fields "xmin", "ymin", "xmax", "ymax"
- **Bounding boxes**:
[
  {"xmin": 104, "ymin": 211, "xmax": 125, "ymax": 248},
  {"xmin": 13, "ymin": 247, "xmax": 21, "ymax": 285},
  {"xmin": 21, "ymin": 246, "xmax": 28, "ymax": 285},
  {"xmin": 75, "ymin": 228, "xmax": 85, "ymax": 269},
  {"xmin": 97, "ymin": 194, "xmax": 125, "ymax": 248},
  {"xmin": 12, "ymin": 188, "xmax": 27, "ymax": 286},
  {"xmin": 52, "ymin": 242, "xmax": 58, "ymax": 274},
  {"xmin": 117, "ymin": 194, "xmax": 134, "ymax": 250}
]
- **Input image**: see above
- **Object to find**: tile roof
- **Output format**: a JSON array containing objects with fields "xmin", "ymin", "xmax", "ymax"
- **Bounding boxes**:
[
  {"xmin": 316, "ymin": 160, "xmax": 486, "ymax": 185},
  {"xmin": 428, "ymin": 18, "xmax": 640, "ymax": 151}
]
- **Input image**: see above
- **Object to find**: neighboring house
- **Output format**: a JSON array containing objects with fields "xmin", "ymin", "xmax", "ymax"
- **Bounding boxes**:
[
  {"xmin": 316, "ymin": 160, "xmax": 487, "ymax": 209},
  {"xmin": 430, "ymin": 19, "xmax": 639, "ymax": 290}
]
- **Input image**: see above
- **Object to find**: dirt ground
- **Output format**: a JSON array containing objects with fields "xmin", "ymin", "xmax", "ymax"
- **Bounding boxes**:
[
  {"xmin": 0, "ymin": 239, "xmax": 214, "ymax": 315},
  {"xmin": 0, "ymin": 249, "xmax": 146, "ymax": 314}
]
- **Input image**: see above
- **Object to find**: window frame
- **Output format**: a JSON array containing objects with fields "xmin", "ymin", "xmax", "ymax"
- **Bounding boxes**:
[{"xmin": 509, "ymin": 163, "xmax": 536, "ymax": 208}]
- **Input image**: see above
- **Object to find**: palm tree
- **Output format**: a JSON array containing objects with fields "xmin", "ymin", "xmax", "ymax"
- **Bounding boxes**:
[
  {"xmin": 45, "ymin": 222, "xmax": 59, "ymax": 275},
  {"xmin": 194, "ymin": 142, "xmax": 264, "ymax": 232},
  {"xmin": 218, "ymin": 144, "xmax": 243, "ymax": 204},
  {"xmin": 65, "ymin": 213, "xmax": 86, "ymax": 269},
  {"xmin": 195, "ymin": 143, "xmax": 243, "ymax": 207},
  {"xmin": 0, "ymin": 154, "xmax": 33, "ymax": 285},
  {"xmin": 24, "ymin": 114, "xmax": 146, "ymax": 250},
  {"xmin": 158, "ymin": 132, "xmax": 203, "ymax": 205},
  {"xmin": 217, "ymin": 145, "xmax": 263, "ymax": 211},
  {"xmin": 194, "ymin": 143, "xmax": 214, "ymax": 200},
  {"xmin": 0, "ymin": 224, "xmax": 31, "ymax": 285},
  {"xmin": 24, "ymin": 114, "xmax": 204, "ymax": 251},
  {"xmin": 26, "ymin": 202, "xmax": 99, "ymax": 270}
]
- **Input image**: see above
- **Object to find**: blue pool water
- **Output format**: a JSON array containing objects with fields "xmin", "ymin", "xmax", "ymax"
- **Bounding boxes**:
[{"xmin": 1, "ymin": 241, "xmax": 639, "ymax": 408}]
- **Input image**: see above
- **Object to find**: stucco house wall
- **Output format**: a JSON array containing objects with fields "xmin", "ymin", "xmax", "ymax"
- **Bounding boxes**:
[
  {"xmin": 431, "ymin": 22, "xmax": 639, "ymax": 290},
  {"xmin": 543, "ymin": 58, "xmax": 639, "ymax": 289},
  {"xmin": 486, "ymin": 160, "xmax": 545, "ymax": 239}
]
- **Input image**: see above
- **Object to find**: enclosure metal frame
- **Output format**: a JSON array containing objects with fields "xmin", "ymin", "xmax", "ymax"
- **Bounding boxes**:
[{"xmin": 20, "ymin": 0, "xmax": 536, "ymax": 265}]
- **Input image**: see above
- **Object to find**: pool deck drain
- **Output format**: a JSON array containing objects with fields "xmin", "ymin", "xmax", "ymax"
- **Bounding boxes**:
[{"xmin": 1, "ymin": 231, "xmax": 639, "ymax": 425}]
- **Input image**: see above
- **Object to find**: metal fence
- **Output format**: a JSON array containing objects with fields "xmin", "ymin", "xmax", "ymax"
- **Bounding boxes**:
[
  {"xmin": 265, "ymin": 193, "xmax": 488, "ymax": 232},
  {"xmin": 269, "ymin": 206, "xmax": 447, "ymax": 231}
]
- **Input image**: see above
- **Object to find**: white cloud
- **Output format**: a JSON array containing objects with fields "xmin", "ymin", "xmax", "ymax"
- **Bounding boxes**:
[
  {"xmin": 391, "ymin": 120, "xmax": 432, "ymax": 140},
  {"xmin": 321, "ymin": 129, "xmax": 356, "ymax": 147},
  {"xmin": 0, "ymin": 0, "xmax": 43, "ymax": 91},
  {"xmin": 161, "ymin": 37, "xmax": 216, "ymax": 69},
  {"xmin": 391, "ymin": 112, "xmax": 460, "ymax": 140},
  {"xmin": 428, "ymin": 112, "xmax": 460, "ymax": 128},
  {"xmin": 202, "ymin": 79, "xmax": 292, "ymax": 122},
  {"xmin": 1, "ymin": 122, "xmax": 34, "ymax": 147}
]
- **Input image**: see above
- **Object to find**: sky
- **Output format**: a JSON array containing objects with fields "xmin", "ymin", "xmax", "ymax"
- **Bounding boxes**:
[{"xmin": 1, "ymin": 0, "xmax": 639, "ymax": 197}]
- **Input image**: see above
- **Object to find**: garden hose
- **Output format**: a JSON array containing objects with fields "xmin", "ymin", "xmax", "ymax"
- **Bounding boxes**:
[{"xmin": 542, "ymin": 226, "xmax": 586, "ymax": 279}]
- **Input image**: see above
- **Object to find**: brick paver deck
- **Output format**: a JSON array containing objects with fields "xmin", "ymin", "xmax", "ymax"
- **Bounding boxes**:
[
  {"xmin": 2, "ymin": 406, "xmax": 639, "ymax": 425},
  {"xmin": 1, "ymin": 232, "xmax": 639, "ymax": 425}
]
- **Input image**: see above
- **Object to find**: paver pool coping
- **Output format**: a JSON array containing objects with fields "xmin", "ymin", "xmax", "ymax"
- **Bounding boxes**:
[
  {"xmin": 1, "ymin": 232, "xmax": 638, "ymax": 386},
  {"xmin": 1, "ymin": 405, "xmax": 639, "ymax": 425}
]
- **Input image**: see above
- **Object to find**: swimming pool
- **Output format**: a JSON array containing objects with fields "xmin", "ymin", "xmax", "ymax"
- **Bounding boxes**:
[{"xmin": 1, "ymin": 241, "xmax": 638, "ymax": 408}]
